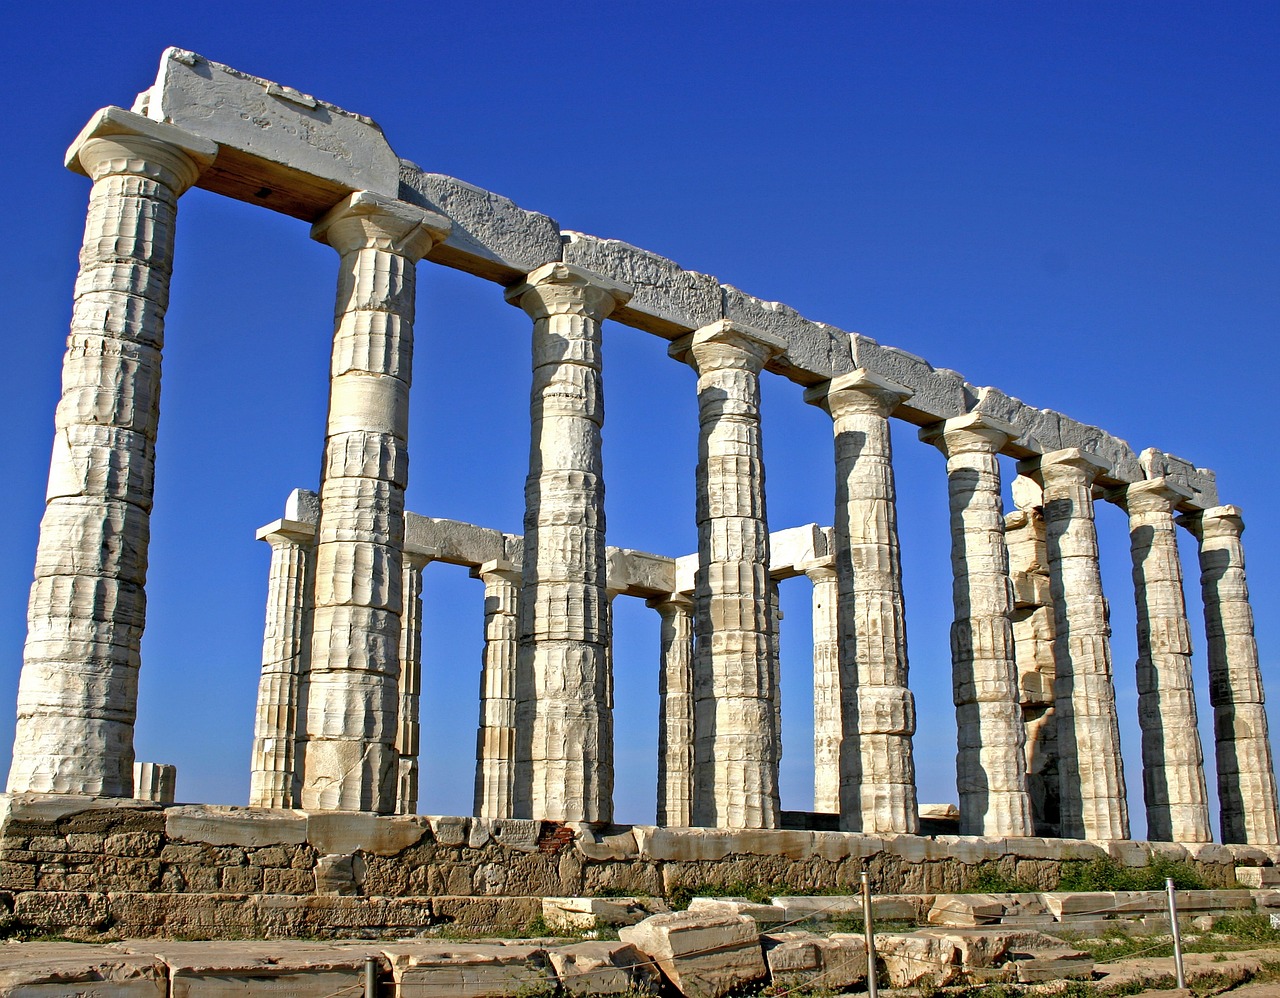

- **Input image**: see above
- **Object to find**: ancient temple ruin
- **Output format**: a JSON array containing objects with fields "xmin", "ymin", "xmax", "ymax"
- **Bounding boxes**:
[{"xmin": 7, "ymin": 48, "xmax": 1279, "ymax": 867}]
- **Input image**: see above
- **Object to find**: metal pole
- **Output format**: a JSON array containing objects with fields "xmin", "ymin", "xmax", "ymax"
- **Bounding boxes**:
[
  {"xmin": 1166, "ymin": 877, "xmax": 1185, "ymax": 990},
  {"xmin": 364, "ymin": 955, "xmax": 378, "ymax": 998},
  {"xmin": 862, "ymin": 870, "xmax": 879, "ymax": 998}
]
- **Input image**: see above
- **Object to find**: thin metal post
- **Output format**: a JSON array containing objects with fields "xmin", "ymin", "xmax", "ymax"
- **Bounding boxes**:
[
  {"xmin": 364, "ymin": 955, "xmax": 378, "ymax": 998},
  {"xmin": 862, "ymin": 870, "xmax": 879, "ymax": 998},
  {"xmin": 1166, "ymin": 877, "xmax": 1185, "ymax": 989}
]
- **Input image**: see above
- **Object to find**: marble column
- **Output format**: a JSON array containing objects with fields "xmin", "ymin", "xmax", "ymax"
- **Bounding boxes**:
[
  {"xmin": 769, "ymin": 581, "xmax": 784, "ymax": 774},
  {"xmin": 9, "ymin": 109, "xmax": 215, "ymax": 796},
  {"xmin": 803, "ymin": 558, "xmax": 840, "ymax": 814},
  {"xmin": 1022, "ymin": 448, "xmax": 1128, "ymax": 840},
  {"xmin": 1117, "ymin": 480, "xmax": 1211, "ymax": 842},
  {"xmin": 474, "ymin": 559, "xmax": 521, "ymax": 819},
  {"xmin": 676, "ymin": 319, "xmax": 786, "ymax": 830},
  {"xmin": 921, "ymin": 414, "xmax": 1033, "ymax": 837},
  {"xmin": 506, "ymin": 263, "xmax": 631, "ymax": 823},
  {"xmin": 1179, "ymin": 505, "xmax": 1280, "ymax": 844},
  {"xmin": 249, "ymin": 518, "xmax": 316, "ymax": 808},
  {"xmin": 302, "ymin": 192, "xmax": 449, "ymax": 813},
  {"xmin": 651, "ymin": 594, "xmax": 695, "ymax": 827},
  {"xmin": 395, "ymin": 551, "xmax": 431, "ymax": 815},
  {"xmin": 804, "ymin": 370, "xmax": 919, "ymax": 834}
]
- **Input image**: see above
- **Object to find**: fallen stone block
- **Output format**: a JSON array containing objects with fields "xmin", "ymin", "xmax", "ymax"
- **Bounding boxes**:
[
  {"xmin": 0, "ymin": 943, "xmax": 166, "ymax": 997},
  {"xmin": 1015, "ymin": 955, "xmax": 1095, "ymax": 983},
  {"xmin": 876, "ymin": 931, "xmax": 965, "ymax": 987},
  {"xmin": 687, "ymin": 897, "xmax": 788, "ymax": 927},
  {"xmin": 542, "ymin": 896, "xmax": 666, "ymax": 931},
  {"xmin": 1041, "ymin": 891, "xmax": 1117, "ymax": 918},
  {"xmin": 1234, "ymin": 867, "xmax": 1280, "ymax": 889},
  {"xmin": 619, "ymin": 910, "xmax": 767, "ymax": 998},
  {"xmin": 379, "ymin": 942, "xmax": 554, "ymax": 998},
  {"xmin": 764, "ymin": 931, "xmax": 868, "ymax": 991},
  {"xmin": 547, "ymin": 940, "xmax": 661, "ymax": 996},
  {"xmin": 928, "ymin": 893, "xmax": 1006, "ymax": 926}
]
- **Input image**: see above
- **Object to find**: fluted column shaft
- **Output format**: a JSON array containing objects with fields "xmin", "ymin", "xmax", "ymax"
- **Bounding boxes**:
[
  {"xmin": 805, "ymin": 370, "xmax": 918, "ymax": 834},
  {"xmin": 395, "ymin": 552, "xmax": 430, "ymax": 815},
  {"xmin": 302, "ymin": 192, "xmax": 448, "ymax": 813},
  {"xmin": 474, "ymin": 560, "xmax": 521, "ymax": 819},
  {"xmin": 804, "ymin": 560, "xmax": 841, "ymax": 814},
  {"xmin": 9, "ymin": 110, "xmax": 214, "ymax": 796},
  {"xmin": 1180, "ymin": 505, "xmax": 1280, "ymax": 844},
  {"xmin": 507, "ymin": 263, "xmax": 631, "ymax": 823},
  {"xmin": 1120, "ymin": 481, "xmax": 1211, "ymax": 842},
  {"xmin": 680, "ymin": 319, "xmax": 785, "ymax": 829},
  {"xmin": 922, "ymin": 415, "xmax": 1032, "ymax": 837},
  {"xmin": 249, "ymin": 520, "xmax": 316, "ymax": 807},
  {"xmin": 1026, "ymin": 448, "xmax": 1128, "ymax": 840},
  {"xmin": 652, "ymin": 594, "xmax": 695, "ymax": 827}
]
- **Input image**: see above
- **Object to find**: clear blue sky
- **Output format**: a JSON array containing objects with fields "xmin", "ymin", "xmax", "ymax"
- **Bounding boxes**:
[{"xmin": 0, "ymin": 2, "xmax": 1276, "ymax": 837}]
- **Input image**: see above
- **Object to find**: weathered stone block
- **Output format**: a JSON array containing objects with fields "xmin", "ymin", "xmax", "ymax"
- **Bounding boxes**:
[
  {"xmin": 547, "ymin": 940, "xmax": 661, "ymax": 996},
  {"xmin": 851, "ymin": 334, "xmax": 974, "ymax": 423},
  {"xmin": 619, "ymin": 910, "xmax": 767, "ymax": 998},
  {"xmin": 722, "ymin": 286, "xmax": 853, "ymax": 384},
  {"xmin": 380, "ymin": 942, "xmax": 555, "ymax": 998},
  {"xmin": 0, "ymin": 943, "xmax": 165, "ymax": 997},
  {"xmin": 763, "ymin": 930, "xmax": 869, "ymax": 990}
]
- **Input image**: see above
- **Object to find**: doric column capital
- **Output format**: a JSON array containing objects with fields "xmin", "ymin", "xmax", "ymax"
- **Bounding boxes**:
[
  {"xmin": 803, "ymin": 368, "xmax": 912, "ymax": 420},
  {"xmin": 797, "ymin": 555, "xmax": 837, "ymax": 583},
  {"xmin": 311, "ymin": 190, "xmax": 451, "ymax": 262},
  {"xmin": 919, "ymin": 412, "xmax": 1019, "ymax": 457},
  {"xmin": 1018, "ymin": 447, "xmax": 1111, "ymax": 489},
  {"xmin": 646, "ymin": 592, "xmax": 694, "ymax": 616},
  {"xmin": 1178, "ymin": 503, "xmax": 1245, "ymax": 540},
  {"xmin": 403, "ymin": 548, "xmax": 435, "ymax": 573},
  {"xmin": 67, "ymin": 106, "xmax": 217, "ymax": 193},
  {"xmin": 670, "ymin": 319, "xmax": 787, "ymax": 374},
  {"xmin": 1112, "ymin": 477, "xmax": 1191, "ymax": 515},
  {"xmin": 255, "ymin": 518, "xmax": 317, "ymax": 547},
  {"xmin": 473, "ymin": 558, "xmax": 520, "ymax": 583},
  {"xmin": 504, "ymin": 262, "xmax": 632, "ymax": 322}
]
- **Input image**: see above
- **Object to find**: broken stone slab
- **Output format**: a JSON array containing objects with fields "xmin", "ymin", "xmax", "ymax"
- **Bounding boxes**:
[
  {"xmin": 928, "ymin": 893, "xmax": 1006, "ymax": 926},
  {"xmin": 1041, "ymin": 892, "xmax": 1118, "ymax": 919},
  {"xmin": 686, "ymin": 897, "xmax": 788, "ymax": 927},
  {"xmin": 134, "ymin": 48, "xmax": 401, "ymax": 220},
  {"xmin": 1015, "ymin": 953, "xmax": 1095, "ymax": 983},
  {"xmin": 379, "ymin": 942, "xmax": 555, "ymax": 998},
  {"xmin": 618, "ymin": 910, "xmax": 767, "ymax": 998},
  {"xmin": 875, "ymin": 931, "xmax": 966, "ymax": 987},
  {"xmin": 542, "ymin": 896, "xmax": 667, "ymax": 931},
  {"xmin": 0, "ymin": 943, "xmax": 166, "ymax": 997},
  {"xmin": 562, "ymin": 232, "xmax": 720, "ymax": 338},
  {"xmin": 722, "ymin": 286, "xmax": 854, "ymax": 385},
  {"xmin": 399, "ymin": 169, "xmax": 562, "ymax": 283},
  {"xmin": 547, "ymin": 940, "xmax": 662, "ymax": 996},
  {"xmin": 763, "ymin": 930, "xmax": 868, "ymax": 991}
]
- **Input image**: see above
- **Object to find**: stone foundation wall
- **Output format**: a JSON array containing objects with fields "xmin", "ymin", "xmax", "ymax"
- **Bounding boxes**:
[{"xmin": 2, "ymin": 795, "xmax": 1276, "ymax": 939}]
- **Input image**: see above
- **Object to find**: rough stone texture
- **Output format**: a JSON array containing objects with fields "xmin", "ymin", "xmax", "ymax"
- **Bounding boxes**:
[
  {"xmin": 473, "ymin": 561, "xmax": 520, "ymax": 820},
  {"xmin": 1006, "ymin": 484, "xmax": 1060, "ymax": 838},
  {"xmin": 619, "ymin": 910, "xmax": 767, "ymax": 998},
  {"xmin": 676, "ymin": 320, "xmax": 787, "ymax": 829},
  {"xmin": 1179, "ymin": 506, "xmax": 1280, "ymax": 845},
  {"xmin": 132, "ymin": 763, "xmax": 175, "ymax": 805},
  {"xmin": 562, "ymin": 231, "xmax": 720, "ymax": 338},
  {"xmin": 652, "ymin": 595, "xmax": 694, "ymax": 827},
  {"xmin": 0, "ymin": 942, "xmax": 166, "ymax": 996},
  {"xmin": 301, "ymin": 192, "xmax": 449, "ymax": 813},
  {"xmin": 249, "ymin": 518, "xmax": 315, "ymax": 808},
  {"xmin": 921, "ymin": 415, "xmax": 1033, "ymax": 837},
  {"xmin": 548, "ymin": 940, "xmax": 662, "ymax": 996},
  {"xmin": 541, "ymin": 896, "xmax": 666, "ymax": 931},
  {"xmin": 398, "ymin": 167, "xmax": 563, "ymax": 284},
  {"xmin": 1024, "ymin": 449, "xmax": 1129, "ymax": 840},
  {"xmin": 805, "ymin": 370, "xmax": 919, "ymax": 834},
  {"xmin": 9, "ymin": 108, "xmax": 215, "ymax": 799},
  {"xmin": 1119, "ymin": 480, "xmax": 1211, "ymax": 843},
  {"xmin": 396, "ymin": 553, "xmax": 429, "ymax": 815},
  {"xmin": 762, "ymin": 930, "xmax": 869, "ymax": 991},
  {"xmin": 805, "ymin": 559, "xmax": 841, "ymax": 814},
  {"xmin": 136, "ymin": 48, "xmax": 400, "ymax": 221},
  {"xmin": 851, "ymin": 335, "xmax": 974, "ymax": 424},
  {"xmin": 722, "ymin": 287, "xmax": 853, "ymax": 385},
  {"xmin": 380, "ymin": 942, "xmax": 555, "ymax": 997},
  {"xmin": 507, "ymin": 263, "xmax": 631, "ymax": 824}
]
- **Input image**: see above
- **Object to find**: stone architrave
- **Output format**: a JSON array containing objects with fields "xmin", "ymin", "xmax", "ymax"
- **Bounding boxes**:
[
  {"xmin": 396, "ymin": 551, "xmax": 431, "ymax": 815},
  {"xmin": 801, "ymin": 557, "xmax": 840, "ymax": 814},
  {"xmin": 675, "ymin": 319, "xmax": 787, "ymax": 830},
  {"xmin": 1179, "ymin": 505, "xmax": 1280, "ymax": 844},
  {"xmin": 473, "ymin": 559, "xmax": 521, "ymax": 819},
  {"xmin": 651, "ymin": 594, "xmax": 694, "ymax": 827},
  {"xmin": 1022, "ymin": 448, "xmax": 1129, "ymax": 840},
  {"xmin": 921, "ymin": 414, "xmax": 1033, "ymax": 837},
  {"xmin": 804, "ymin": 370, "xmax": 919, "ymax": 835},
  {"xmin": 302, "ymin": 192, "xmax": 449, "ymax": 813},
  {"xmin": 8, "ymin": 108, "xmax": 216, "ymax": 797},
  {"xmin": 1119, "ymin": 479, "xmax": 1211, "ymax": 842},
  {"xmin": 506, "ymin": 263, "xmax": 632, "ymax": 823},
  {"xmin": 249, "ymin": 518, "xmax": 316, "ymax": 808}
]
